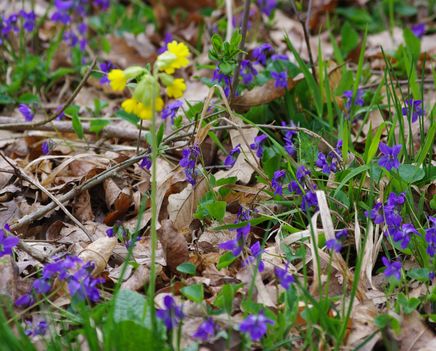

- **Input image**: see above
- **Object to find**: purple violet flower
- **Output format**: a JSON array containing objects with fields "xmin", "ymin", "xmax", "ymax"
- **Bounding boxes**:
[
  {"xmin": 315, "ymin": 152, "xmax": 338, "ymax": 175},
  {"xmin": 271, "ymin": 54, "xmax": 288, "ymax": 61},
  {"xmin": 296, "ymin": 165, "xmax": 311, "ymax": 182},
  {"xmin": 271, "ymin": 170, "xmax": 286, "ymax": 195},
  {"xmin": 243, "ymin": 241, "xmax": 265, "ymax": 272},
  {"xmin": 274, "ymin": 264, "xmax": 294, "ymax": 289},
  {"xmin": 156, "ymin": 295, "xmax": 184, "ymax": 330},
  {"xmin": 271, "ymin": 71, "xmax": 287, "ymax": 88},
  {"xmin": 425, "ymin": 217, "xmax": 436, "ymax": 257},
  {"xmin": 411, "ymin": 23, "xmax": 425, "ymax": 38},
  {"xmin": 240, "ymin": 60, "xmax": 258, "ymax": 85},
  {"xmin": 239, "ymin": 312, "xmax": 274, "ymax": 341},
  {"xmin": 99, "ymin": 61, "xmax": 114, "ymax": 85},
  {"xmin": 343, "ymin": 89, "xmax": 364, "ymax": 111},
  {"xmin": 382, "ymin": 256, "xmax": 402, "ymax": 280},
  {"xmin": 179, "ymin": 144, "xmax": 201, "ymax": 185},
  {"xmin": 402, "ymin": 99, "xmax": 424, "ymax": 123},
  {"xmin": 257, "ymin": 0, "xmax": 277, "ymax": 16},
  {"xmin": 301, "ymin": 190, "xmax": 318, "ymax": 212},
  {"xmin": 282, "ymin": 122, "xmax": 297, "ymax": 156},
  {"xmin": 15, "ymin": 293, "xmax": 35, "ymax": 308},
  {"xmin": 158, "ymin": 32, "xmax": 173, "ymax": 54},
  {"xmin": 193, "ymin": 318, "xmax": 217, "ymax": 341},
  {"xmin": 162, "ymin": 100, "xmax": 182, "ymax": 124},
  {"xmin": 387, "ymin": 223, "xmax": 418, "ymax": 249},
  {"xmin": 326, "ymin": 229, "xmax": 348, "ymax": 252},
  {"xmin": 219, "ymin": 232, "xmax": 247, "ymax": 257},
  {"xmin": 252, "ymin": 43, "xmax": 273, "ymax": 65},
  {"xmin": 212, "ymin": 68, "xmax": 232, "ymax": 97},
  {"xmin": 224, "ymin": 144, "xmax": 241, "ymax": 168},
  {"xmin": 378, "ymin": 143, "xmax": 401, "ymax": 171},
  {"xmin": 250, "ymin": 134, "xmax": 267, "ymax": 158},
  {"xmin": 139, "ymin": 156, "xmax": 152, "ymax": 170},
  {"xmin": 33, "ymin": 320, "xmax": 48, "ymax": 336},
  {"xmin": 33, "ymin": 278, "xmax": 52, "ymax": 294},
  {"xmin": 18, "ymin": 104, "xmax": 34, "ymax": 122},
  {"xmin": 0, "ymin": 228, "xmax": 19, "ymax": 257},
  {"xmin": 365, "ymin": 202, "xmax": 384, "ymax": 224},
  {"xmin": 19, "ymin": 11, "xmax": 36, "ymax": 32}
]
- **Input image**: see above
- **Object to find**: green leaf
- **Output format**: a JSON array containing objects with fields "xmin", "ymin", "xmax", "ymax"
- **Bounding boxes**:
[
  {"xmin": 334, "ymin": 165, "xmax": 370, "ymax": 197},
  {"xmin": 340, "ymin": 22, "xmax": 359, "ymax": 56},
  {"xmin": 217, "ymin": 252, "xmax": 237, "ymax": 270},
  {"xmin": 157, "ymin": 122, "xmax": 165, "ymax": 146},
  {"xmin": 214, "ymin": 284, "xmax": 242, "ymax": 314},
  {"xmin": 176, "ymin": 262, "xmax": 197, "ymax": 275},
  {"xmin": 180, "ymin": 284, "xmax": 204, "ymax": 303},
  {"xmin": 112, "ymin": 290, "xmax": 167, "ymax": 350},
  {"xmin": 117, "ymin": 109, "xmax": 140, "ymax": 125},
  {"xmin": 398, "ymin": 164, "xmax": 425, "ymax": 183},
  {"xmin": 407, "ymin": 267, "xmax": 430, "ymax": 282},
  {"xmin": 72, "ymin": 113, "xmax": 84, "ymax": 139},
  {"xmin": 205, "ymin": 201, "xmax": 226, "ymax": 221},
  {"xmin": 403, "ymin": 28, "xmax": 421, "ymax": 60},
  {"xmin": 365, "ymin": 122, "xmax": 385, "ymax": 163},
  {"xmin": 17, "ymin": 93, "xmax": 39, "ymax": 104},
  {"xmin": 90, "ymin": 119, "xmax": 110, "ymax": 134}
]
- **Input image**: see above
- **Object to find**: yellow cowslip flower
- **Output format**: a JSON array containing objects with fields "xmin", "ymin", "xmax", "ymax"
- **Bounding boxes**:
[
  {"xmin": 107, "ymin": 69, "xmax": 127, "ymax": 91},
  {"xmin": 159, "ymin": 41, "xmax": 190, "ymax": 74},
  {"xmin": 121, "ymin": 98, "xmax": 138, "ymax": 114},
  {"xmin": 133, "ymin": 97, "xmax": 164, "ymax": 120},
  {"xmin": 166, "ymin": 78, "xmax": 186, "ymax": 98}
]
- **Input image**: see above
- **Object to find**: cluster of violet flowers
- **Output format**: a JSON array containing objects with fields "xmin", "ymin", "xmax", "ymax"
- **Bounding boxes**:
[
  {"xmin": 315, "ymin": 140, "xmax": 342, "ymax": 175},
  {"xmin": 0, "ymin": 225, "xmax": 19, "ymax": 258},
  {"xmin": 179, "ymin": 144, "xmax": 201, "ymax": 185},
  {"xmin": 157, "ymin": 294, "xmax": 276, "ymax": 343},
  {"xmin": 0, "ymin": 10, "xmax": 36, "ymax": 45},
  {"xmin": 51, "ymin": 0, "xmax": 109, "ymax": 55},
  {"xmin": 212, "ymin": 42, "xmax": 289, "ymax": 96},
  {"xmin": 15, "ymin": 255, "xmax": 104, "ymax": 308},
  {"xmin": 365, "ymin": 192, "xmax": 419, "ymax": 251}
]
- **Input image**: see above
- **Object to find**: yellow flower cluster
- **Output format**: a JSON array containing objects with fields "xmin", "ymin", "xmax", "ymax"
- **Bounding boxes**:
[
  {"xmin": 107, "ymin": 40, "xmax": 191, "ymax": 120},
  {"xmin": 121, "ymin": 97, "xmax": 164, "ymax": 120},
  {"xmin": 159, "ymin": 41, "xmax": 190, "ymax": 74},
  {"xmin": 107, "ymin": 69, "xmax": 127, "ymax": 91}
]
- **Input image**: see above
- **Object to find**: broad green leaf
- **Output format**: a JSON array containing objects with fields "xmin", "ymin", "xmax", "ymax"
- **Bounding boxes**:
[
  {"xmin": 176, "ymin": 262, "xmax": 197, "ymax": 275},
  {"xmin": 398, "ymin": 164, "xmax": 425, "ymax": 183},
  {"xmin": 205, "ymin": 201, "xmax": 226, "ymax": 221},
  {"xmin": 90, "ymin": 119, "xmax": 110, "ymax": 134},
  {"xmin": 72, "ymin": 113, "xmax": 84, "ymax": 139},
  {"xmin": 180, "ymin": 284, "xmax": 204, "ymax": 303},
  {"xmin": 217, "ymin": 252, "xmax": 237, "ymax": 270},
  {"xmin": 340, "ymin": 22, "xmax": 359, "ymax": 56}
]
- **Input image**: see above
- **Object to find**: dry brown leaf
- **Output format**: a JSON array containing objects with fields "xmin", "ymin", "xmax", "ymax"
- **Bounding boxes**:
[
  {"xmin": 121, "ymin": 264, "xmax": 150, "ymax": 291},
  {"xmin": 398, "ymin": 311, "xmax": 436, "ymax": 351},
  {"xmin": 158, "ymin": 219, "xmax": 189, "ymax": 272},
  {"xmin": 167, "ymin": 177, "xmax": 208, "ymax": 231},
  {"xmin": 0, "ymin": 156, "xmax": 14, "ymax": 188},
  {"xmin": 345, "ymin": 302, "xmax": 381, "ymax": 351},
  {"xmin": 78, "ymin": 236, "xmax": 117, "ymax": 275},
  {"xmin": 0, "ymin": 256, "xmax": 18, "ymax": 300},
  {"xmin": 73, "ymin": 190, "xmax": 94, "ymax": 222}
]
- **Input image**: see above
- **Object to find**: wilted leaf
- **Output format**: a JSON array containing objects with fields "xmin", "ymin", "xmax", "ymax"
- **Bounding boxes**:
[
  {"xmin": 158, "ymin": 219, "xmax": 189, "ymax": 272},
  {"xmin": 78, "ymin": 236, "xmax": 117, "ymax": 275}
]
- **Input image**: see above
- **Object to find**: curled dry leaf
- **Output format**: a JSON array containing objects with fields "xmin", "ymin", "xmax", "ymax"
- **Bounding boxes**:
[
  {"xmin": 158, "ymin": 219, "xmax": 189, "ymax": 272},
  {"xmin": 78, "ymin": 236, "xmax": 117, "ymax": 276},
  {"xmin": 121, "ymin": 264, "xmax": 150, "ymax": 291},
  {"xmin": 0, "ymin": 256, "xmax": 18, "ymax": 300},
  {"xmin": 167, "ymin": 177, "xmax": 208, "ymax": 231},
  {"xmin": 345, "ymin": 302, "xmax": 380, "ymax": 351},
  {"xmin": 398, "ymin": 311, "xmax": 436, "ymax": 351},
  {"xmin": 73, "ymin": 190, "xmax": 95, "ymax": 222}
]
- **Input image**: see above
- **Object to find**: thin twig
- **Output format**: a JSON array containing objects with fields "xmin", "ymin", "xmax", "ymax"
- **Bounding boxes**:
[
  {"xmin": 0, "ymin": 58, "xmax": 97, "ymax": 130},
  {"xmin": 289, "ymin": 0, "xmax": 317, "ymax": 83},
  {"xmin": 230, "ymin": 0, "xmax": 251, "ymax": 102},
  {"xmin": 0, "ymin": 152, "xmax": 93, "ymax": 241}
]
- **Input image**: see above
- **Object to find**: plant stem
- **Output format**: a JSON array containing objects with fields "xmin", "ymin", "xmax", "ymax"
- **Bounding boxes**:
[
  {"xmin": 230, "ymin": 0, "xmax": 251, "ymax": 102},
  {"xmin": 148, "ymin": 75, "xmax": 159, "ymax": 332}
]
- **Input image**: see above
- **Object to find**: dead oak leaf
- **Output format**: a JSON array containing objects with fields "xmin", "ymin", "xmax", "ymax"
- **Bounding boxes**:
[{"xmin": 158, "ymin": 219, "xmax": 189, "ymax": 272}]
